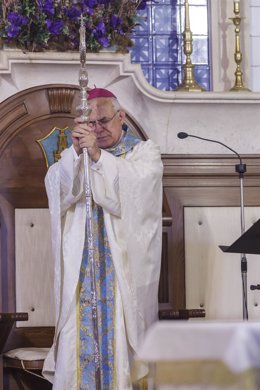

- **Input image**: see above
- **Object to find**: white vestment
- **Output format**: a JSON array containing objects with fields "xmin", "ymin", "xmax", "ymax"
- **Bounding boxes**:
[{"xmin": 43, "ymin": 139, "xmax": 163, "ymax": 390}]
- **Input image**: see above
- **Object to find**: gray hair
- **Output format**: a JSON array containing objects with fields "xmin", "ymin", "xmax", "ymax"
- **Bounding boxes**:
[{"xmin": 112, "ymin": 98, "xmax": 121, "ymax": 112}]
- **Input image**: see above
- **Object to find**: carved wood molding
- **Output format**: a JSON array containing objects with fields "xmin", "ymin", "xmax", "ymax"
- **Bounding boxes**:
[
  {"xmin": 162, "ymin": 154, "xmax": 260, "ymax": 191},
  {"xmin": 47, "ymin": 87, "xmax": 76, "ymax": 113}
]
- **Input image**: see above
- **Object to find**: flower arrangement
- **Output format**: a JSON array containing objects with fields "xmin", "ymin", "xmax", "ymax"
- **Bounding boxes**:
[{"xmin": 0, "ymin": 0, "xmax": 149, "ymax": 53}]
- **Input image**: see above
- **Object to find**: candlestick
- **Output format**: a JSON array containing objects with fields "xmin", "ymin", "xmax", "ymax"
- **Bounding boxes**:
[
  {"xmin": 176, "ymin": 0, "xmax": 206, "ymax": 92},
  {"xmin": 229, "ymin": 2, "xmax": 251, "ymax": 91}
]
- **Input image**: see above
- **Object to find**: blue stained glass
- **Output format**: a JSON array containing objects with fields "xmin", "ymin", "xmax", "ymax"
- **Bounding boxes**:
[
  {"xmin": 194, "ymin": 65, "xmax": 210, "ymax": 90},
  {"xmin": 154, "ymin": 36, "xmax": 179, "ymax": 62},
  {"xmin": 153, "ymin": 5, "xmax": 175, "ymax": 33},
  {"xmin": 131, "ymin": 37, "xmax": 150, "ymax": 62},
  {"xmin": 141, "ymin": 65, "xmax": 152, "ymax": 82},
  {"xmin": 130, "ymin": 0, "xmax": 211, "ymax": 91},
  {"xmin": 158, "ymin": 0, "xmax": 174, "ymax": 3},
  {"xmin": 154, "ymin": 66, "xmax": 181, "ymax": 90},
  {"xmin": 192, "ymin": 37, "xmax": 209, "ymax": 64},
  {"xmin": 134, "ymin": 8, "xmax": 150, "ymax": 33}
]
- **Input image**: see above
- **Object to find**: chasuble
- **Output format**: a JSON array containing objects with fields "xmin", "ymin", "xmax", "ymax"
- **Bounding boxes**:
[{"xmin": 42, "ymin": 128, "xmax": 163, "ymax": 390}]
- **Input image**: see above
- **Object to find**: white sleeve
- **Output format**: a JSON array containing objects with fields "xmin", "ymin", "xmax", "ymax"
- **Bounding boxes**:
[
  {"xmin": 90, "ymin": 150, "xmax": 121, "ymax": 217},
  {"xmin": 58, "ymin": 146, "xmax": 85, "ymax": 215}
]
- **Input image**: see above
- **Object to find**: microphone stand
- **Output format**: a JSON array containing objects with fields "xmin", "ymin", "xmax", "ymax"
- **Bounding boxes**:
[
  {"xmin": 178, "ymin": 133, "xmax": 248, "ymax": 320},
  {"xmin": 236, "ymin": 162, "xmax": 248, "ymax": 320}
]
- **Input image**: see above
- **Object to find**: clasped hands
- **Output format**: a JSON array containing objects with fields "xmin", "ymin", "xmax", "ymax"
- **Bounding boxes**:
[{"xmin": 71, "ymin": 117, "xmax": 101, "ymax": 162}]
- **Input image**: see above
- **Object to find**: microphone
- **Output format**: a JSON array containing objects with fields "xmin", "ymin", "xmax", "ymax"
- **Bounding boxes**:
[
  {"xmin": 177, "ymin": 132, "xmax": 189, "ymax": 139},
  {"xmin": 177, "ymin": 132, "xmax": 245, "ymax": 173}
]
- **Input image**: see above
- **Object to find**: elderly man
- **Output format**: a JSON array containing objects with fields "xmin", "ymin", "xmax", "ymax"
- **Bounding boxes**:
[{"xmin": 43, "ymin": 88, "xmax": 163, "ymax": 390}]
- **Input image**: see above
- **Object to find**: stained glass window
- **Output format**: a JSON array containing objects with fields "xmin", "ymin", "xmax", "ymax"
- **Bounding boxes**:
[{"xmin": 131, "ymin": 0, "xmax": 211, "ymax": 91}]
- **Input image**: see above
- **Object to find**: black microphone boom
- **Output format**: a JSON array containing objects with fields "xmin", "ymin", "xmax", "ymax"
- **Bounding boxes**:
[{"xmin": 177, "ymin": 132, "xmax": 244, "ymax": 168}]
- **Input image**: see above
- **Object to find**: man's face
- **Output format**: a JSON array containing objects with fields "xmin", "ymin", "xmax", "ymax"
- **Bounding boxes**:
[{"xmin": 88, "ymin": 98, "xmax": 125, "ymax": 149}]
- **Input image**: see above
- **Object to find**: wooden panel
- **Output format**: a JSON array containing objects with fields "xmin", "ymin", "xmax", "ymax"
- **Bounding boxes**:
[
  {"xmin": 161, "ymin": 154, "xmax": 260, "ymax": 311},
  {"xmin": 0, "ymin": 313, "xmax": 28, "ymax": 353},
  {"xmin": 184, "ymin": 206, "xmax": 260, "ymax": 320},
  {"xmin": 158, "ymin": 231, "xmax": 170, "ymax": 303},
  {"xmin": 4, "ymin": 367, "xmax": 52, "ymax": 390},
  {"xmin": 0, "ymin": 195, "xmax": 15, "ymax": 313},
  {"xmin": 15, "ymin": 210, "xmax": 54, "ymax": 327}
]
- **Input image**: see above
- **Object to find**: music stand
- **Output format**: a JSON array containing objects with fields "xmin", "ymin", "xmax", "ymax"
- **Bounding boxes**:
[
  {"xmin": 220, "ymin": 219, "xmax": 260, "ymax": 311},
  {"xmin": 219, "ymin": 219, "xmax": 260, "ymax": 255}
]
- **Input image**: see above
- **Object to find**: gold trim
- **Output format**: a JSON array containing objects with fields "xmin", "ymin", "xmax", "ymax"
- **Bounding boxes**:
[
  {"xmin": 113, "ymin": 272, "xmax": 117, "ymax": 388},
  {"xmin": 153, "ymin": 360, "xmax": 258, "ymax": 388},
  {"xmin": 76, "ymin": 282, "xmax": 81, "ymax": 390},
  {"xmin": 138, "ymin": 377, "xmax": 148, "ymax": 390}
]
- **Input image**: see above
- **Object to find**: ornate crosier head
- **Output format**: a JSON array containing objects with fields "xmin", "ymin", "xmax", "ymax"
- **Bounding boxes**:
[{"xmin": 77, "ymin": 15, "xmax": 91, "ymax": 121}]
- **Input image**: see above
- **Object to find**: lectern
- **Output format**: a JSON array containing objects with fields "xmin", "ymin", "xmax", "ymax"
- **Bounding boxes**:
[
  {"xmin": 220, "ymin": 219, "xmax": 260, "ymax": 310},
  {"xmin": 220, "ymin": 219, "xmax": 260, "ymax": 255}
]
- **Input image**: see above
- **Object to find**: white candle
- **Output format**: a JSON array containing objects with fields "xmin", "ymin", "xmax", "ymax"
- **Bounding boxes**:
[
  {"xmin": 185, "ymin": 0, "xmax": 190, "ymax": 30},
  {"xmin": 233, "ymin": 0, "xmax": 240, "ymax": 13}
]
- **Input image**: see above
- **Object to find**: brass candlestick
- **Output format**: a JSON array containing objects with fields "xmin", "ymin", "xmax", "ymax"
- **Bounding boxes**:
[
  {"xmin": 230, "ymin": 1, "xmax": 250, "ymax": 91},
  {"xmin": 176, "ymin": 0, "xmax": 205, "ymax": 92}
]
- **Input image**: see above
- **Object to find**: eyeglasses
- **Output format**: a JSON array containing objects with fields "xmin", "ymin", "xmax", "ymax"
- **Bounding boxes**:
[{"xmin": 88, "ymin": 110, "xmax": 119, "ymax": 128}]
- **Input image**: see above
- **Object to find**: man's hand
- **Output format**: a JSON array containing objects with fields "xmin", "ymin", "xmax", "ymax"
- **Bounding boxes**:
[{"xmin": 72, "ymin": 117, "xmax": 101, "ymax": 162}]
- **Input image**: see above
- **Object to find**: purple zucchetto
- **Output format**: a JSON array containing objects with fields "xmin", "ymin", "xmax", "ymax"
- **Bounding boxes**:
[{"xmin": 87, "ymin": 88, "xmax": 116, "ymax": 100}]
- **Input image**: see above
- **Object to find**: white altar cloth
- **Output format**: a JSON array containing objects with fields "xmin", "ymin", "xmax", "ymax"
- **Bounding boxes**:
[{"xmin": 135, "ymin": 321, "xmax": 260, "ymax": 390}]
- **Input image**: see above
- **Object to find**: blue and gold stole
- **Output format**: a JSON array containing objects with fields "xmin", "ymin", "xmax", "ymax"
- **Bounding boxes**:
[{"xmin": 77, "ymin": 127, "xmax": 141, "ymax": 390}]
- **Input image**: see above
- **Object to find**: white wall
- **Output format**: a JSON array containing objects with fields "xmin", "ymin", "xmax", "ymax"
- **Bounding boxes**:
[{"xmin": 249, "ymin": 0, "xmax": 260, "ymax": 91}]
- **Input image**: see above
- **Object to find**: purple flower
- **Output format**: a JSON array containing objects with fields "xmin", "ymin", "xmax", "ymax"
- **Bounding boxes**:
[
  {"xmin": 96, "ymin": 21, "xmax": 106, "ymax": 34},
  {"xmin": 137, "ymin": 0, "xmax": 148, "ymax": 10},
  {"xmin": 7, "ymin": 12, "xmax": 27, "ymax": 27},
  {"xmin": 80, "ymin": 4, "xmax": 95, "ymax": 16},
  {"xmin": 65, "ymin": 6, "xmax": 81, "ymax": 20},
  {"xmin": 97, "ymin": 0, "xmax": 111, "ymax": 4},
  {"xmin": 83, "ymin": 0, "xmax": 98, "ymax": 7},
  {"xmin": 46, "ymin": 19, "xmax": 64, "ymax": 35},
  {"xmin": 98, "ymin": 37, "xmax": 109, "ymax": 47},
  {"xmin": 7, "ymin": 25, "xmax": 19, "ymax": 38},
  {"xmin": 93, "ymin": 21, "xmax": 109, "ymax": 47},
  {"xmin": 111, "ymin": 15, "xmax": 122, "ymax": 29},
  {"xmin": 1, "ymin": 0, "xmax": 148, "ymax": 52},
  {"xmin": 43, "ymin": 0, "xmax": 55, "ymax": 16}
]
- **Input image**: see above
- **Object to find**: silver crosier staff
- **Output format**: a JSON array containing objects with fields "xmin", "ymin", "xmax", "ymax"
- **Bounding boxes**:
[{"xmin": 77, "ymin": 15, "xmax": 102, "ymax": 390}]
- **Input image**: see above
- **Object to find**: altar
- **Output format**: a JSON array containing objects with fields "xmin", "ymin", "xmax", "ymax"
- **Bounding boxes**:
[{"xmin": 136, "ymin": 321, "xmax": 260, "ymax": 390}]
